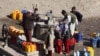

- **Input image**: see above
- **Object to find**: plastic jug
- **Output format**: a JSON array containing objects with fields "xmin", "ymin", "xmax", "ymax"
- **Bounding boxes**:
[
  {"xmin": 25, "ymin": 45, "xmax": 31, "ymax": 53},
  {"xmin": 74, "ymin": 52, "xmax": 76, "ymax": 56},
  {"xmin": 30, "ymin": 44, "xmax": 37, "ymax": 52},
  {"xmin": 84, "ymin": 48, "xmax": 89, "ymax": 56},
  {"xmin": 86, "ymin": 47, "xmax": 94, "ymax": 56},
  {"xmin": 78, "ymin": 33, "xmax": 83, "ymax": 42},
  {"xmin": 17, "ymin": 12, "xmax": 23, "ymax": 21},
  {"xmin": 12, "ymin": 11, "xmax": 17, "ymax": 20},
  {"xmin": 76, "ymin": 51, "xmax": 80, "ymax": 56}
]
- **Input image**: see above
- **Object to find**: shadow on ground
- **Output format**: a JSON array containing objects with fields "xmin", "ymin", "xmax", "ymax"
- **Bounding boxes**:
[
  {"xmin": 0, "ymin": 48, "xmax": 13, "ymax": 56},
  {"xmin": 83, "ymin": 38, "xmax": 92, "ymax": 47}
]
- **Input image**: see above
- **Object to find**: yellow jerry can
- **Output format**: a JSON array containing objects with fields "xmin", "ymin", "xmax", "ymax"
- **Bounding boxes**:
[
  {"xmin": 30, "ymin": 44, "xmax": 37, "ymax": 52},
  {"xmin": 17, "ymin": 12, "xmax": 23, "ymax": 21},
  {"xmin": 86, "ymin": 47, "xmax": 94, "ymax": 56},
  {"xmin": 25, "ymin": 45, "xmax": 31, "ymax": 53},
  {"xmin": 18, "ymin": 30, "xmax": 24, "ymax": 34},
  {"xmin": 8, "ymin": 26, "xmax": 15, "ymax": 35},
  {"xmin": 14, "ymin": 29, "xmax": 20, "ymax": 36},
  {"xmin": 12, "ymin": 11, "xmax": 17, "ymax": 20}
]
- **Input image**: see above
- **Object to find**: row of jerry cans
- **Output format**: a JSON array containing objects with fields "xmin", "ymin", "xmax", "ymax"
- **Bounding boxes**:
[
  {"xmin": 16, "ymin": 38, "xmax": 37, "ymax": 53},
  {"xmin": 11, "ymin": 10, "xmax": 23, "ymax": 21},
  {"xmin": 74, "ymin": 47, "xmax": 94, "ymax": 56},
  {"xmin": 8, "ymin": 26, "xmax": 24, "ymax": 37},
  {"xmin": 91, "ymin": 37, "xmax": 100, "ymax": 48}
]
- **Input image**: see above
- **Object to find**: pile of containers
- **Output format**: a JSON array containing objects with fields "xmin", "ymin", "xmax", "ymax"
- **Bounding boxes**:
[
  {"xmin": 74, "ymin": 47, "xmax": 94, "ymax": 56},
  {"xmin": 11, "ymin": 10, "xmax": 23, "ymax": 21},
  {"xmin": 8, "ymin": 26, "xmax": 24, "ymax": 37}
]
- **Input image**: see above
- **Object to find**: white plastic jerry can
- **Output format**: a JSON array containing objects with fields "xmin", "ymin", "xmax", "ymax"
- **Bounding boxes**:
[
  {"xmin": 76, "ymin": 51, "xmax": 80, "ymax": 56},
  {"xmin": 74, "ymin": 52, "xmax": 76, "ymax": 56}
]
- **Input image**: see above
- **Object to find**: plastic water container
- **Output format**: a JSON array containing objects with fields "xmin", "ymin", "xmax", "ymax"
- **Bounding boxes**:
[
  {"xmin": 86, "ymin": 47, "xmax": 94, "ymax": 56},
  {"xmin": 25, "ymin": 45, "xmax": 31, "ymax": 53},
  {"xmin": 77, "ymin": 33, "xmax": 83, "ymax": 42},
  {"xmin": 11, "ymin": 11, "xmax": 17, "ymax": 20},
  {"xmin": 84, "ymin": 48, "xmax": 89, "ymax": 56},
  {"xmin": 17, "ymin": 12, "xmax": 23, "ymax": 21},
  {"xmin": 30, "ymin": 44, "xmax": 37, "ymax": 52},
  {"xmin": 74, "ymin": 52, "xmax": 76, "ymax": 56},
  {"xmin": 76, "ymin": 51, "xmax": 80, "ymax": 56},
  {"xmin": 11, "ymin": 10, "xmax": 23, "ymax": 21},
  {"xmin": 84, "ymin": 51, "xmax": 90, "ymax": 56}
]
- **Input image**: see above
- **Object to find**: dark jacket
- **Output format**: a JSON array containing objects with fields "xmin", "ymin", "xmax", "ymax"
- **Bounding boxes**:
[
  {"xmin": 71, "ymin": 11, "xmax": 83, "ymax": 22},
  {"xmin": 32, "ymin": 13, "xmax": 40, "ymax": 21},
  {"xmin": 22, "ymin": 13, "xmax": 34, "ymax": 30}
]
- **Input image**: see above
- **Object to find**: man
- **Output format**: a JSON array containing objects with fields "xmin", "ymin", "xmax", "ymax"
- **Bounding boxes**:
[
  {"xmin": 32, "ymin": 8, "xmax": 40, "ymax": 21},
  {"xmin": 70, "ymin": 6, "xmax": 83, "ymax": 23},
  {"xmin": 61, "ymin": 10, "xmax": 78, "ymax": 37},
  {"xmin": 22, "ymin": 11, "xmax": 35, "ymax": 42},
  {"xmin": 54, "ymin": 23, "xmax": 63, "ymax": 55},
  {"xmin": 61, "ymin": 10, "xmax": 78, "ymax": 55},
  {"xmin": 46, "ymin": 10, "xmax": 53, "ymax": 20}
]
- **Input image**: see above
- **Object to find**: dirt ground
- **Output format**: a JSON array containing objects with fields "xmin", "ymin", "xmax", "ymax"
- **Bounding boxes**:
[
  {"xmin": 0, "ymin": 0, "xmax": 100, "ymax": 56},
  {"xmin": 0, "ymin": 0, "xmax": 100, "ymax": 18},
  {"xmin": 0, "ymin": 17, "xmax": 100, "ymax": 56}
]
